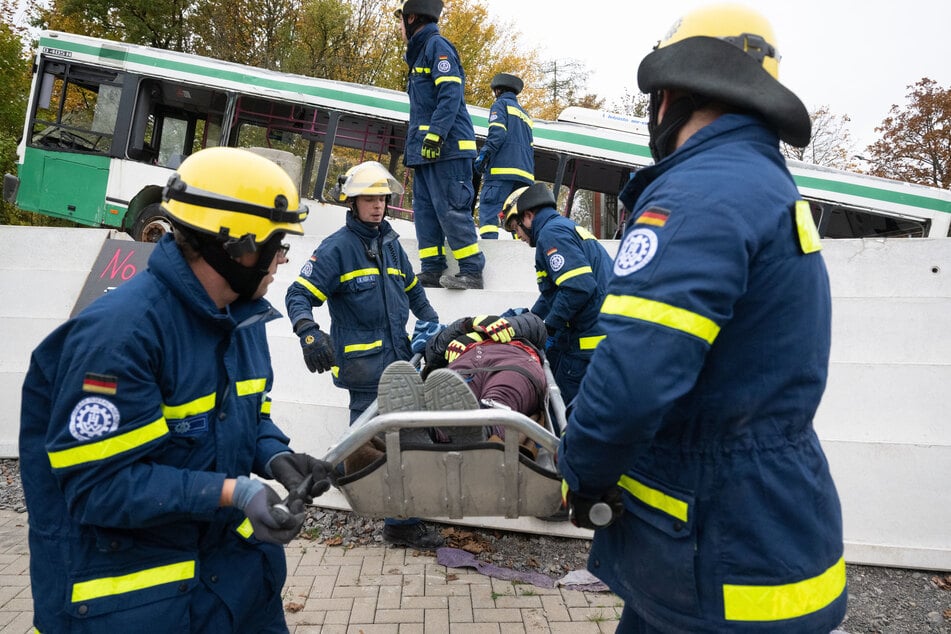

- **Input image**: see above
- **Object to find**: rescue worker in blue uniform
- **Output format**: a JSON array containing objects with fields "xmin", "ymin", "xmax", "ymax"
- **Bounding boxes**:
[
  {"xmin": 474, "ymin": 73, "xmax": 534, "ymax": 240},
  {"xmin": 557, "ymin": 5, "xmax": 847, "ymax": 632},
  {"xmin": 19, "ymin": 147, "xmax": 334, "ymax": 633},
  {"xmin": 395, "ymin": 0, "xmax": 485, "ymax": 290},
  {"xmin": 500, "ymin": 183, "xmax": 612, "ymax": 405},
  {"xmin": 284, "ymin": 160, "xmax": 445, "ymax": 549}
]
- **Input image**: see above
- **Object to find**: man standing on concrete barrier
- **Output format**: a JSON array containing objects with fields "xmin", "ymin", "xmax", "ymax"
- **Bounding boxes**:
[
  {"xmin": 19, "ymin": 147, "xmax": 333, "ymax": 633},
  {"xmin": 474, "ymin": 73, "xmax": 534, "ymax": 240},
  {"xmin": 557, "ymin": 5, "xmax": 847, "ymax": 632},
  {"xmin": 395, "ymin": 0, "xmax": 486, "ymax": 290}
]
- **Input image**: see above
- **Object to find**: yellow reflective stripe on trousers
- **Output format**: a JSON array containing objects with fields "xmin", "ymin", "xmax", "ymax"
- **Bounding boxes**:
[
  {"xmin": 236, "ymin": 378, "xmax": 266, "ymax": 396},
  {"xmin": 480, "ymin": 225, "xmax": 500, "ymax": 237},
  {"xmin": 554, "ymin": 266, "xmax": 592, "ymax": 286},
  {"xmin": 340, "ymin": 268, "xmax": 379, "ymax": 283},
  {"xmin": 617, "ymin": 474, "xmax": 689, "ymax": 522},
  {"xmin": 601, "ymin": 294, "xmax": 720, "ymax": 345},
  {"xmin": 48, "ymin": 418, "xmax": 169, "ymax": 469},
  {"xmin": 723, "ymin": 556, "xmax": 846, "ymax": 621},
  {"xmin": 295, "ymin": 276, "xmax": 327, "ymax": 302},
  {"xmin": 71, "ymin": 560, "xmax": 196, "ymax": 603},
  {"xmin": 458, "ymin": 140, "xmax": 477, "ymax": 151},
  {"xmin": 162, "ymin": 392, "xmax": 216, "ymax": 419},
  {"xmin": 344, "ymin": 340, "xmax": 383, "ymax": 353},
  {"xmin": 452, "ymin": 242, "xmax": 481, "ymax": 259},
  {"xmin": 419, "ymin": 245, "xmax": 443, "ymax": 259},
  {"xmin": 578, "ymin": 335, "xmax": 605, "ymax": 350}
]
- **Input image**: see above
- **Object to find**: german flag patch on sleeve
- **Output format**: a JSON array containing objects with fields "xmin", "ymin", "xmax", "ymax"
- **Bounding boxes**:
[
  {"xmin": 82, "ymin": 373, "xmax": 118, "ymax": 395},
  {"xmin": 636, "ymin": 207, "xmax": 670, "ymax": 228}
]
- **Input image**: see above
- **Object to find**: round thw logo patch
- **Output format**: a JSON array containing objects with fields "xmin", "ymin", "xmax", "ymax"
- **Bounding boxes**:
[
  {"xmin": 69, "ymin": 397, "xmax": 121, "ymax": 441},
  {"xmin": 437, "ymin": 59, "xmax": 451, "ymax": 73},
  {"xmin": 548, "ymin": 253, "xmax": 566, "ymax": 272},
  {"xmin": 614, "ymin": 228, "xmax": 659, "ymax": 276}
]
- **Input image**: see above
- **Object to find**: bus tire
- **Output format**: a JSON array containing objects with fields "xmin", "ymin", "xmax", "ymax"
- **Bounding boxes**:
[{"xmin": 130, "ymin": 203, "xmax": 172, "ymax": 242}]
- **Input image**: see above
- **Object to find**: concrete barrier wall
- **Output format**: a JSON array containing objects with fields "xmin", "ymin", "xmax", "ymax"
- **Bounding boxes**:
[{"xmin": 1, "ymin": 216, "xmax": 948, "ymax": 568}]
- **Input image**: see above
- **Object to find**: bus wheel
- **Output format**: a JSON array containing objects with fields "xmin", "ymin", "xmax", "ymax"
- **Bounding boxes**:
[{"xmin": 131, "ymin": 203, "xmax": 172, "ymax": 242}]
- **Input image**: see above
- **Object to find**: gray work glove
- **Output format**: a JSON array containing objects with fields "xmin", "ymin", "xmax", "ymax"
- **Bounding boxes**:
[{"xmin": 232, "ymin": 476, "xmax": 305, "ymax": 545}]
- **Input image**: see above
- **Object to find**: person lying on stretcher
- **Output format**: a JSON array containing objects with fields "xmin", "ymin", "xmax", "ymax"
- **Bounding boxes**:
[{"xmin": 344, "ymin": 311, "xmax": 550, "ymax": 473}]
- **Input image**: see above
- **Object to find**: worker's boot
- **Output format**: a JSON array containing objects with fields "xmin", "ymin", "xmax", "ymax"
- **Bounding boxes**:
[
  {"xmin": 416, "ymin": 269, "xmax": 446, "ymax": 288},
  {"xmin": 343, "ymin": 441, "xmax": 384, "ymax": 474},
  {"xmin": 438, "ymin": 272, "xmax": 484, "ymax": 290},
  {"xmin": 382, "ymin": 522, "xmax": 445, "ymax": 550},
  {"xmin": 423, "ymin": 368, "xmax": 485, "ymax": 443}
]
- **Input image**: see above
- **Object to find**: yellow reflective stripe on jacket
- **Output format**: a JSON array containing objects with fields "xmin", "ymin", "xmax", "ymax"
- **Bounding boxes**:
[
  {"xmin": 575, "ymin": 225, "xmax": 597, "ymax": 240},
  {"xmin": 617, "ymin": 474, "xmax": 689, "ymax": 522},
  {"xmin": 507, "ymin": 106, "xmax": 534, "ymax": 128},
  {"xmin": 48, "ymin": 418, "xmax": 169, "ymax": 469},
  {"xmin": 452, "ymin": 242, "xmax": 481, "ymax": 260},
  {"xmin": 795, "ymin": 200, "xmax": 822, "ymax": 254},
  {"xmin": 601, "ymin": 294, "xmax": 720, "ymax": 345},
  {"xmin": 344, "ymin": 340, "xmax": 383, "ymax": 353},
  {"xmin": 419, "ymin": 245, "xmax": 443, "ymax": 259},
  {"xmin": 295, "ymin": 276, "xmax": 327, "ymax": 302},
  {"xmin": 236, "ymin": 517, "xmax": 254, "ymax": 539},
  {"xmin": 162, "ymin": 392, "xmax": 215, "ymax": 420},
  {"xmin": 488, "ymin": 121, "xmax": 507, "ymax": 131},
  {"xmin": 260, "ymin": 398, "xmax": 271, "ymax": 416},
  {"xmin": 554, "ymin": 266, "xmax": 592, "ymax": 286},
  {"xmin": 723, "ymin": 556, "xmax": 846, "ymax": 622},
  {"xmin": 236, "ymin": 378, "xmax": 266, "ymax": 396},
  {"xmin": 536, "ymin": 270, "xmax": 547, "ymax": 282},
  {"xmin": 412, "ymin": 67, "xmax": 430, "ymax": 75},
  {"xmin": 406, "ymin": 276, "xmax": 420, "ymax": 292},
  {"xmin": 578, "ymin": 335, "xmax": 605, "ymax": 350},
  {"xmin": 71, "ymin": 560, "xmax": 196, "ymax": 603},
  {"xmin": 458, "ymin": 140, "xmax": 477, "ymax": 151},
  {"xmin": 434, "ymin": 75, "xmax": 462, "ymax": 86},
  {"xmin": 489, "ymin": 167, "xmax": 534, "ymax": 180},
  {"xmin": 340, "ymin": 268, "xmax": 379, "ymax": 283},
  {"xmin": 387, "ymin": 267, "xmax": 405, "ymax": 279}
]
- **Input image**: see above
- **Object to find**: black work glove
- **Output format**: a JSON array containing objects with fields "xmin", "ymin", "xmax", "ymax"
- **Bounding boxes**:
[
  {"xmin": 232, "ymin": 476, "xmax": 305, "ymax": 545},
  {"xmin": 269, "ymin": 452, "xmax": 334, "ymax": 504},
  {"xmin": 421, "ymin": 133, "xmax": 443, "ymax": 160},
  {"xmin": 295, "ymin": 319, "xmax": 334, "ymax": 373},
  {"xmin": 561, "ymin": 481, "xmax": 624, "ymax": 530}
]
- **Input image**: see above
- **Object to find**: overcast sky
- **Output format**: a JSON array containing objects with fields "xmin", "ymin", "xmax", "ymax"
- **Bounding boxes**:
[{"xmin": 481, "ymin": 0, "xmax": 951, "ymax": 151}]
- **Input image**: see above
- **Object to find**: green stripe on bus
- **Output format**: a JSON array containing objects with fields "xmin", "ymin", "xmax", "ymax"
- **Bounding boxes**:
[{"xmin": 794, "ymin": 175, "xmax": 951, "ymax": 214}]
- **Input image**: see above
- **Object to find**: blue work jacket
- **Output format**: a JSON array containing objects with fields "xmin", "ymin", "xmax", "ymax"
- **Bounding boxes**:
[
  {"xmin": 403, "ymin": 23, "xmax": 478, "ymax": 167},
  {"xmin": 19, "ymin": 235, "xmax": 293, "ymax": 632},
  {"xmin": 285, "ymin": 214, "xmax": 438, "ymax": 391},
  {"xmin": 559, "ymin": 114, "xmax": 846, "ymax": 632},
  {"xmin": 481, "ymin": 90, "xmax": 534, "ymax": 184},
  {"xmin": 529, "ymin": 207, "xmax": 612, "ymax": 355}
]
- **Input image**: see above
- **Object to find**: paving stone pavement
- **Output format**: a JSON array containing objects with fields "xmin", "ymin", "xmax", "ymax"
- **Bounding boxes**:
[{"xmin": 0, "ymin": 509, "xmax": 622, "ymax": 633}]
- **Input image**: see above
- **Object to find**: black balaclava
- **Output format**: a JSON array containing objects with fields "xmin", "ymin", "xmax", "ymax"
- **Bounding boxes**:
[
  {"xmin": 647, "ymin": 90, "xmax": 709, "ymax": 162},
  {"xmin": 178, "ymin": 222, "xmax": 285, "ymax": 301}
]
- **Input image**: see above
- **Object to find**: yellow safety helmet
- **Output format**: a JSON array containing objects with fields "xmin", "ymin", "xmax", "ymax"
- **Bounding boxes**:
[
  {"xmin": 162, "ymin": 147, "xmax": 307, "ymax": 254},
  {"xmin": 341, "ymin": 161, "xmax": 404, "ymax": 199},
  {"xmin": 637, "ymin": 3, "xmax": 810, "ymax": 147},
  {"xmin": 500, "ymin": 186, "xmax": 529, "ymax": 231}
]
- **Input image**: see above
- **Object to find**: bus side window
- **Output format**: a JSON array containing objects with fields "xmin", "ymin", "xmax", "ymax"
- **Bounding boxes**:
[{"xmin": 128, "ymin": 81, "xmax": 159, "ymax": 163}]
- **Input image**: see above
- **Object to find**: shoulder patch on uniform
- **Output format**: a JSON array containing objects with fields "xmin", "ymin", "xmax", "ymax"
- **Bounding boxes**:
[
  {"xmin": 548, "ymin": 253, "xmax": 566, "ymax": 272},
  {"xmin": 437, "ymin": 57, "xmax": 451, "ymax": 73},
  {"xmin": 545, "ymin": 247, "xmax": 557, "ymax": 256},
  {"xmin": 69, "ymin": 397, "xmax": 120, "ymax": 441},
  {"xmin": 82, "ymin": 373, "xmax": 117, "ymax": 395},
  {"xmin": 614, "ymin": 227, "xmax": 659, "ymax": 276},
  {"xmin": 635, "ymin": 207, "xmax": 670, "ymax": 228}
]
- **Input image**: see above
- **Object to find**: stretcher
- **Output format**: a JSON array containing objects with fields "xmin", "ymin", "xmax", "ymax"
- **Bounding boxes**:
[{"xmin": 322, "ymin": 360, "xmax": 567, "ymax": 520}]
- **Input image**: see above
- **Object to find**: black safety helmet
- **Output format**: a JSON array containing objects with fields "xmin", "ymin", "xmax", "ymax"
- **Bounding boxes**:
[
  {"xmin": 394, "ymin": 0, "xmax": 443, "ymax": 20},
  {"xmin": 516, "ymin": 182, "xmax": 556, "ymax": 215},
  {"xmin": 490, "ymin": 73, "xmax": 524, "ymax": 95},
  {"xmin": 637, "ymin": 3, "xmax": 811, "ymax": 158}
]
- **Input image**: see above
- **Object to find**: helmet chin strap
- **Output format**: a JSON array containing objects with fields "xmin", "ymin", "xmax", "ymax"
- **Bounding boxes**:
[
  {"xmin": 199, "ymin": 234, "xmax": 284, "ymax": 300},
  {"xmin": 648, "ymin": 91, "xmax": 709, "ymax": 162}
]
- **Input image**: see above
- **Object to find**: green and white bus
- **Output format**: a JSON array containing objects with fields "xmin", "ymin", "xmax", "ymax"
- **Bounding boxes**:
[{"xmin": 4, "ymin": 30, "xmax": 951, "ymax": 241}]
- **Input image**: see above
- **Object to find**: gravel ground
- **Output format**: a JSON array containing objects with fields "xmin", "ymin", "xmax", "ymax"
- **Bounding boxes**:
[{"xmin": 2, "ymin": 458, "xmax": 948, "ymax": 632}]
